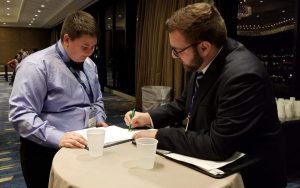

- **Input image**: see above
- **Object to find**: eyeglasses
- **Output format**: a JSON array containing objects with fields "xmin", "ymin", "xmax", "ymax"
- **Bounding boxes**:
[{"xmin": 171, "ymin": 41, "xmax": 202, "ymax": 58}]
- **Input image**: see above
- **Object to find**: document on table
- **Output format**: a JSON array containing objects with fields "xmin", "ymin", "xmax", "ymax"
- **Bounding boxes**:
[
  {"xmin": 164, "ymin": 152, "xmax": 244, "ymax": 171},
  {"xmin": 158, "ymin": 150, "xmax": 245, "ymax": 176},
  {"xmin": 74, "ymin": 125, "xmax": 140, "ymax": 146}
]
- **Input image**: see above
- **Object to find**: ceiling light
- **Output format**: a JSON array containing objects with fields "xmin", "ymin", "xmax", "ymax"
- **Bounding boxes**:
[
  {"xmin": 37, "ymin": 10, "xmax": 41, "ymax": 13},
  {"xmin": 7, "ymin": 7, "xmax": 10, "ymax": 10},
  {"xmin": 259, "ymin": 0, "xmax": 263, "ymax": 3},
  {"xmin": 35, "ymin": 14, "xmax": 38, "ymax": 17},
  {"xmin": 7, "ymin": 13, "xmax": 10, "ymax": 16},
  {"xmin": 41, "ymin": 4, "xmax": 45, "ymax": 8},
  {"xmin": 6, "ymin": 0, "xmax": 10, "ymax": 3},
  {"xmin": 281, "ymin": 10, "xmax": 286, "ymax": 13},
  {"xmin": 29, "ymin": 23, "xmax": 32, "ymax": 26},
  {"xmin": 31, "ymin": 21, "xmax": 34, "ymax": 23},
  {"xmin": 3, "ymin": 23, "xmax": 7, "ymax": 25},
  {"xmin": 32, "ymin": 18, "xmax": 36, "ymax": 20}
]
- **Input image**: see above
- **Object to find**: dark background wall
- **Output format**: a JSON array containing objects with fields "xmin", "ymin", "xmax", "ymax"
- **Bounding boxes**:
[{"xmin": 0, "ymin": 27, "xmax": 52, "ymax": 72}]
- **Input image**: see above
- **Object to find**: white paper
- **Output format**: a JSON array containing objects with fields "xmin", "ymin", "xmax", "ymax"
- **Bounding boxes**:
[
  {"xmin": 165, "ymin": 152, "xmax": 245, "ymax": 171},
  {"xmin": 74, "ymin": 125, "xmax": 140, "ymax": 145}
]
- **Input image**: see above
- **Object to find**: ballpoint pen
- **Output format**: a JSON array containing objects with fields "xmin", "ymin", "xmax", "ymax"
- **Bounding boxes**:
[{"xmin": 129, "ymin": 108, "xmax": 135, "ymax": 131}]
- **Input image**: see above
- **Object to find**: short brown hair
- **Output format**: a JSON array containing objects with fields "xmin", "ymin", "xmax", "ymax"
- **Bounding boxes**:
[
  {"xmin": 166, "ymin": 3, "xmax": 227, "ymax": 48},
  {"xmin": 60, "ymin": 11, "xmax": 98, "ymax": 41}
]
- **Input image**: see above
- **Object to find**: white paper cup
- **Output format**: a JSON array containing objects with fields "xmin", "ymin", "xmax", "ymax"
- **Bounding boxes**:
[
  {"xmin": 277, "ymin": 100, "xmax": 286, "ymax": 119},
  {"xmin": 295, "ymin": 101, "xmax": 300, "ymax": 117},
  {"xmin": 285, "ymin": 101, "xmax": 293, "ymax": 118},
  {"xmin": 136, "ymin": 138, "xmax": 158, "ymax": 169},
  {"xmin": 87, "ymin": 128, "xmax": 106, "ymax": 157}
]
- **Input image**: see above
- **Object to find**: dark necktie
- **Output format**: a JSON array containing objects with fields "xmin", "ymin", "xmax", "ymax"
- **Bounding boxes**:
[
  {"xmin": 193, "ymin": 71, "xmax": 204, "ymax": 98},
  {"xmin": 70, "ymin": 61, "xmax": 84, "ymax": 71}
]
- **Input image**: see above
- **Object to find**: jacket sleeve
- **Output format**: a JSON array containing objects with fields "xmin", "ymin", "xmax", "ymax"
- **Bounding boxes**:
[{"xmin": 148, "ymin": 73, "xmax": 192, "ymax": 128}]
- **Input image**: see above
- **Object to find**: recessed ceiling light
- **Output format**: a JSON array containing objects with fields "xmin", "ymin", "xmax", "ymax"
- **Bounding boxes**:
[
  {"xmin": 3, "ymin": 23, "xmax": 7, "ymax": 25},
  {"xmin": 31, "ymin": 21, "xmax": 34, "ymax": 23},
  {"xmin": 256, "ymin": 15, "xmax": 260, "ymax": 18},
  {"xmin": 259, "ymin": 0, "xmax": 263, "ymax": 3},
  {"xmin": 41, "ymin": 4, "xmax": 45, "ymax": 8},
  {"xmin": 35, "ymin": 14, "xmax": 38, "ymax": 17},
  {"xmin": 29, "ymin": 23, "xmax": 32, "ymax": 26},
  {"xmin": 7, "ymin": 7, "xmax": 10, "ymax": 10},
  {"xmin": 281, "ymin": 10, "xmax": 286, "ymax": 13},
  {"xmin": 6, "ymin": 0, "xmax": 10, "ymax": 3},
  {"xmin": 37, "ymin": 10, "xmax": 41, "ymax": 13},
  {"xmin": 32, "ymin": 18, "xmax": 36, "ymax": 20},
  {"xmin": 7, "ymin": 13, "xmax": 10, "ymax": 16}
]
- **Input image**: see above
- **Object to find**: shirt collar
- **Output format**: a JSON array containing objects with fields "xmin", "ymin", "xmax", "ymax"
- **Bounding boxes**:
[{"xmin": 57, "ymin": 39, "xmax": 70, "ymax": 62}]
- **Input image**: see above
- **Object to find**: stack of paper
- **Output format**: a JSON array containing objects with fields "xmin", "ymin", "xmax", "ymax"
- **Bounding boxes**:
[
  {"xmin": 74, "ymin": 125, "xmax": 140, "ymax": 146},
  {"xmin": 164, "ymin": 152, "xmax": 245, "ymax": 172},
  {"xmin": 157, "ymin": 150, "xmax": 245, "ymax": 176}
]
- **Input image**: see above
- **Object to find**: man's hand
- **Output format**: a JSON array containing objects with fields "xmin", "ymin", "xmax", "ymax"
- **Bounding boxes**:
[
  {"xmin": 97, "ymin": 121, "xmax": 108, "ymax": 127},
  {"xmin": 59, "ymin": 132, "xmax": 87, "ymax": 148},
  {"xmin": 133, "ymin": 130, "xmax": 158, "ymax": 139},
  {"xmin": 124, "ymin": 111, "xmax": 152, "ymax": 128}
]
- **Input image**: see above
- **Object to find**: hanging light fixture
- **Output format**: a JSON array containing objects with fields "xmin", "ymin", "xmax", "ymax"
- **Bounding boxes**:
[{"xmin": 237, "ymin": 4, "xmax": 252, "ymax": 19}]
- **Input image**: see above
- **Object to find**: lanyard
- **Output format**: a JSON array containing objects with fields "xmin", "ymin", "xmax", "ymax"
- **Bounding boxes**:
[{"xmin": 55, "ymin": 43, "xmax": 94, "ymax": 103}]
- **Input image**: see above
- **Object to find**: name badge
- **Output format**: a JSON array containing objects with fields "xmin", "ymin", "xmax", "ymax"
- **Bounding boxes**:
[{"xmin": 88, "ymin": 106, "xmax": 96, "ymax": 128}]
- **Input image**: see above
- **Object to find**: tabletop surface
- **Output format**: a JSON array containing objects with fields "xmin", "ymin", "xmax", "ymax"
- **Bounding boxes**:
[{"xmin": 49, "ymin": 142, "xmax": 244, "ymax": 188}]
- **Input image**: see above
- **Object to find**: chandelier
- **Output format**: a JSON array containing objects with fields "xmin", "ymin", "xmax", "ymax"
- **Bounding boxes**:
[{"xmin": 238, "ymin": 4, "xmax": 252, "ymax": 19}]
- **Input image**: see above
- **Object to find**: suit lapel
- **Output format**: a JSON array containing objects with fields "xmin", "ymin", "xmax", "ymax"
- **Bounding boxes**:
[{"xmin": 188, "ymin": 44, "xmax": 231, "ymax": 121}]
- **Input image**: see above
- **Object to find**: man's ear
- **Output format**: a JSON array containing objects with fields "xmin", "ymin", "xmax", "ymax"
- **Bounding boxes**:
[
  {"xmin": 63, "ymin": 34, "xmax": 70, "ymax": 47},
  {"xmin": 197, "ymin": 41, "xmax": 211, "ymax": 57}
]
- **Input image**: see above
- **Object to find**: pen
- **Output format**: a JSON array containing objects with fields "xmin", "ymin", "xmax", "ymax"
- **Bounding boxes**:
[{"xmin": 129, "ymin": 108, "xmax": 135, "ymax": 131}]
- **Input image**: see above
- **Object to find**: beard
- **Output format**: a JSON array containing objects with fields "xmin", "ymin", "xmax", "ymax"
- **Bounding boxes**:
[{"xmin": 182, "ymin": 47, "xmax": 203, "ymax": 72}]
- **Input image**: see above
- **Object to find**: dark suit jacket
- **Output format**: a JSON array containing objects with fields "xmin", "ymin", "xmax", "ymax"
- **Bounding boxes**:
[{"xmin": 149, "ymin": 38, "xmax": 286, "ymax": 188}]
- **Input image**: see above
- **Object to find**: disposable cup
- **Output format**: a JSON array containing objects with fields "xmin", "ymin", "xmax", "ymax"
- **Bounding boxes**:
[
  {"xmin": 87, "ymin": 128, "xmax": 106, "ymax": 157},
  {"xmin": 295, "ymin": 101, "xmax": 300, "ymax": 117},
  {"xmin": 136, "ymin": 138, "xmax": 158, "ymax": 169}
]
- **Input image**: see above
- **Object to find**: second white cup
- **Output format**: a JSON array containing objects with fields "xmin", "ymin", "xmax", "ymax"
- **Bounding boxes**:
[
  {"xmin": 87, "ymin": 128, "xmax": 106, "ymax": 157},
  {"xmin": 136, "ymin": 138, "xmax": 158, "ymax": 169}
]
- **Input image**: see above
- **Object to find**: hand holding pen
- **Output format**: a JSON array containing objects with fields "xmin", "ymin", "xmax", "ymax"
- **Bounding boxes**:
[
  {"xmin": 124, "ymin": 110, "xmax": 152, "ymax": 129},
  {"xmin": 129, "ymin": 108, "xmax": 135, "ymax": 131}
]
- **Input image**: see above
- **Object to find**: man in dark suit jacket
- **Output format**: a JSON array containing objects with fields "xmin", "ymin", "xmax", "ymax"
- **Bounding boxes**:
[{"xmin": 124, "ymin": 3, "xmax": 286, "ymax": 188}]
